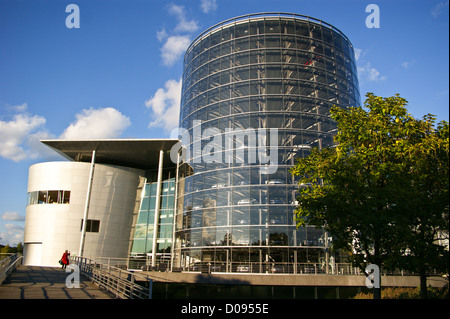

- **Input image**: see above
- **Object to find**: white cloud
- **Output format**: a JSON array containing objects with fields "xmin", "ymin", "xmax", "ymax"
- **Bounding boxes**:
[
  {"xmin": 0, "ymin": 112, "xmax": 48, "ymax": 161},
  {"xmin": 201, "ymin": 0, "xmax": 218, "ymax": 13},
  {"xmin": 402, "ymin": 59, "xmax": 415, "ymax": 69},
  {"xmin": 145, "ymin": 78, "xmax": 182, "ymax": 132},
  {"xmin": 354, "ymin": 48, "xmax": 386, "ymax": 85},
  {"xmin": 161, "ymin": 35, "xmax": 191, "ymax": 66},
  {"xmin": 157, "ymin": 28, "xmax": 168, "ymax": 42},
  {"xmin": 26, "ymin": 129, "xmax": 56, "ymax": 159},
  {"xmin": 10, "ymin": 102, "xmax": 28, "ymax": 112},
  {"xmin": 0, "ymin": 105, "xmax": 131, "ymax": 162},
  {"xmin": 59, "ymin": 107, "xmax": 131, "ymax": 140},
  {"xmin": 168, "ymin": 4, "xmax": 199, "ymax": 33},
  {"xmin": 157, "ymin": 4, "xmax": 199, "ymax": 66},
  {"xmin": 431, "ymin": 0, "xmax": 449, "ymax": 18},
  {"xmin": 0, "ymin": 223, "xmax": 24, "ymax": 245},
  {"xmin": 354, "ymin": 48, "xmax": 362, "ymax": 61},
  {"xmin": 2, "ymin": 212, "xmax": 25, "ymax": 221},
  {"xmin": 357, "ymin": 62, "xmax": 387, "ymax": 83}
]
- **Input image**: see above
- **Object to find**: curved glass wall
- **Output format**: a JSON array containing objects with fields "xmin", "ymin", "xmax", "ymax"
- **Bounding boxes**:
[{"xmin": 174, "ymin": 13, "xmax": 360, "ymax": 273}]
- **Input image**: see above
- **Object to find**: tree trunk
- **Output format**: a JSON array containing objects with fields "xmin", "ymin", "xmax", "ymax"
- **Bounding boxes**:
[
  {"xmin": 419, "ymin": 271, "xmax": 428, "ymax": 299},
  {"xmin": 373, "ymin": 287, "xmax": 381, "ymax": 299},
  {"xmin": 372, "ymin": 240, "xmax": 381, "ymax": 299},
  {"xmin": 373, "ymin": 271, "xmax": 381, "ymax": 299}
]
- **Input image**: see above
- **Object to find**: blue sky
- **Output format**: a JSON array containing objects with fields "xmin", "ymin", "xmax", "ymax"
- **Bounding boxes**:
[{"xmin": 0, "ymin": 0, "xmax": 448, "ymax": 245}]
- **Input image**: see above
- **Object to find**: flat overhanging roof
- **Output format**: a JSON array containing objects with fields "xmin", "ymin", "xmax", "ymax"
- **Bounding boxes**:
[{"xmin": 41, "ymin": 139, "xmax": 180, "ymax": 170}]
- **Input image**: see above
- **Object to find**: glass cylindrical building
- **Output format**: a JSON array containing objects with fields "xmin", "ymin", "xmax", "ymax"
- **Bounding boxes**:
[{"xmin": 173, "ymin": 13, "xmax": 360, "ymax": 273}]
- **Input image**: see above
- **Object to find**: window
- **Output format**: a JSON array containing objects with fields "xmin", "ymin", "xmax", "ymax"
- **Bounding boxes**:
[
  {"xmin": 27, "ymin": 190, "xmax": 71, "ymax": 205},
  {"xmin": 62, "ymin": 191, "xmax": 71, "ymax": 204},
  {"xmin": 38, "ymin": 191, "xmax": 47, "ymax": 204},
  {"xmin": 28, "ymin": 191, "xmax": 38, "ymax": 205},
  {"xmin": 47, "ymin": 191, "xmax": 59, "ymax": 204},
  {"xmin": 80, "ymin": 219, "xmax": 100, "ymax": 233}
]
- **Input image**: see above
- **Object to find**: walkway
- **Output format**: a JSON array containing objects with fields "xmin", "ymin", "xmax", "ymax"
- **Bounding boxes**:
[{"xmin": 0, "ymin": 265, "xmax": 114, "ymax": 299}]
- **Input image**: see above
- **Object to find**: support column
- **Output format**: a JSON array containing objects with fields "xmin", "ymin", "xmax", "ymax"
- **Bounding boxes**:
[
  {"xmin": 151, "ymin": 149, "xmax": 164, "ymax": 267},
  {"xmin": 79, "ymin": 150, "xmax": 96, "ymax": 257},
  {"xmin": 170, "ymin": 151, "xmax": 180, "ymax": 272},
  {"xmin": 294, "ymin": 249, "xmax": 297, "ymax": 274}
]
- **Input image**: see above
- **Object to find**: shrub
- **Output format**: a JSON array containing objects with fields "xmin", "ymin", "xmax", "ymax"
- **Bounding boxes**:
[{"xmin": 351, "ymin": 286, "xmax": 448, "ymax": 299}]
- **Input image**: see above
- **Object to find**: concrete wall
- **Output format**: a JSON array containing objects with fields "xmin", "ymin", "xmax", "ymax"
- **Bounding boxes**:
[{"xmin": 142, "ymin": 271, "xmax": 448, "ymax": 288}]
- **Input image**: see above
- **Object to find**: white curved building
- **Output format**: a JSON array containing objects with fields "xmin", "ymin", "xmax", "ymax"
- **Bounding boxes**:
[
  {"xmin": 23, "ymin": 139, "xmax": 179, "ymax": 267},
  {"xmin": 24, "ymin": 162, "xmax": 143, "ymax": 266}
]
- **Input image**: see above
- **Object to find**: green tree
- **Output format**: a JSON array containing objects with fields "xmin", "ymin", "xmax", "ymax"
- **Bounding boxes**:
[
  {"xmin": 16, "ymin": 242, "xmax": 23, "ymax": 254},
  {"xmin": 0, "ymin": 245, "xmax": 11, "ymax": 254},
  {"xmin": 387, "ymin": 118, "xmax": 449, "ymax": 298},
  {"xmin": 291, "ymin": 93, "xmax": 449, "ymax": 299}
]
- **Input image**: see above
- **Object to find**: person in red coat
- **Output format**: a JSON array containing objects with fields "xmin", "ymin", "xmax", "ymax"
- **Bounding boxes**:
[{"xmin": 61, "ymin": 250, "xmax": 70, "ymax": 269}]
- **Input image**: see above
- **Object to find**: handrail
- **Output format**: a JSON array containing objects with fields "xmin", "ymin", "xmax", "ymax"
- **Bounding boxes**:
[
  {"xmin": 70, "ymin": 256, "xmax": 153, "ymax": 299},
  {"xmin": 176, "ymin": 261, "xmax": 422, "ymax": 276},
  {"xmin": 0, "ymin": 254, "xmax": 23, "ymax": 285}
]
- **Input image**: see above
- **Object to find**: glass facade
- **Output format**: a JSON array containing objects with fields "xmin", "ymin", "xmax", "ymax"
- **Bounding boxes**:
[
  {"xmin": 173, "ymin": 13, "xmax": 360, "ymax": 273},
  {"xmin": 131, "ymin": 178, "xmax": 176, "ymax": 257}
]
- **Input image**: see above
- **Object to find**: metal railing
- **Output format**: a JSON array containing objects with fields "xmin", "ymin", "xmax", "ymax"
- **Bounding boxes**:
[
  {"xmin": 178, "ymin": 261, "xmax": 362, "ymax": 275},
  {"xmin": 85, "ymin": 257, "xmax": 129, "ymax": 270},
  {"xmin": 0, "ymin": 254, "xmax": 23, "ymax": 285},
  {"xmin": 70, "ymin": 256, "xmax": 153, "ymax": 299},
  {"xmin": 84, "ymin": 256, "xmax": 421, "ymax": 277},
  {"xmin": 178, "ymin": 261, "xmax": 419, "ymax": 276}
]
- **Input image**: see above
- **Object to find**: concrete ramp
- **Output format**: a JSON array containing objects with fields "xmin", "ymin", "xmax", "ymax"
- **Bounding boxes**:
[{"xmin": 0, "ymin": 265, "xmax": 114, "ymax": 299}]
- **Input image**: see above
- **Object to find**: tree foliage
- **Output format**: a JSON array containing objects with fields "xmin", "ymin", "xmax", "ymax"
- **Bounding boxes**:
[
  {"xmin": 0, "ymin": 243, "xmax": 23, "ymax": 260},
  {"xmin": 291, "ymin": 93, "xmax": 449, "ymax": 298}
]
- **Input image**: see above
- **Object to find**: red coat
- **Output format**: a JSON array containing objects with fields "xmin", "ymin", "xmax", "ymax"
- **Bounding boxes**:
[{"xmin": 61, "ymin": 252, "xmax": 70, "ymax": 265}]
